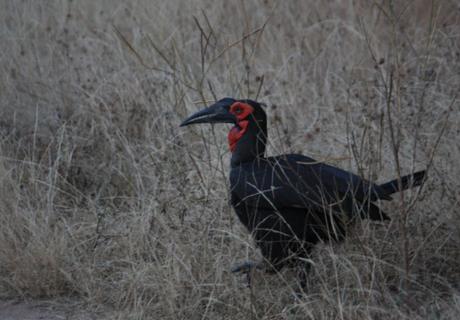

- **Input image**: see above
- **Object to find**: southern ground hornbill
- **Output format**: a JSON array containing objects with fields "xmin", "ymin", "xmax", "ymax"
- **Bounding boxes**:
[{"xmin": 180, "ymin": 97, "xmax": 425, "ymax": 289}]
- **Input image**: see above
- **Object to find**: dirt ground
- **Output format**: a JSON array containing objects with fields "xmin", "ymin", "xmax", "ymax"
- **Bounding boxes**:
[{"xmin": 0, "ymin": 300, "xmax": 109, "ymax": 320}]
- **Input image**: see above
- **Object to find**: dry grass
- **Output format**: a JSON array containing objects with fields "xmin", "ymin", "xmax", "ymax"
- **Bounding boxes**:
[{"xmin": 0, "ymin": 0, "xmax": 459, "ymax": 319}]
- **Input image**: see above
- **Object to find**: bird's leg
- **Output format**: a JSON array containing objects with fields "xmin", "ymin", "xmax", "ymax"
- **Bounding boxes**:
[
  {"xmin": 231, "ymin": 260, "xmax": 264, "ymax": 288},
  {"xmin": 295, "ymin": 261, "xmax": 312, "ymax": 297},
  {"xmin": 298, "ymin": 267, "xmax": 308, "ymax": 292}
]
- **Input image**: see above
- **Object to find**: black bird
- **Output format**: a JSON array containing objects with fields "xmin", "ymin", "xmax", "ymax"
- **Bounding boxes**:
[{"xmin": 180, "ymin": 98, "xmax": 425, "ymax": 288}]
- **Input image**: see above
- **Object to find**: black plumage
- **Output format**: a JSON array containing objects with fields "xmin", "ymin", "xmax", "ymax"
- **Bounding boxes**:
[{"xmin": 181, "ymin": 98, "xmax": 425, "ymax": 284}]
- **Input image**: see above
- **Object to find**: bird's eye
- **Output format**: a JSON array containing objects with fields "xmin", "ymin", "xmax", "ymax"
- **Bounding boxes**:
[{"xmin": 235, "ymin": 108, "xmax": 243, "ymax": 114}]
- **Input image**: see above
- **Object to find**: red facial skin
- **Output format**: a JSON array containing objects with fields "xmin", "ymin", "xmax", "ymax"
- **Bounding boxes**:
[{"xmin": 227, "ymin": 102, "xmax": 254, "ymax": 152}]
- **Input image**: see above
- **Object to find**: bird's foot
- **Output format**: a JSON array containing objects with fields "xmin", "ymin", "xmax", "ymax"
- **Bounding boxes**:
[
  {"xmin": 231, "ymin": 260, "xmax": 264, "ymax": 273},
  {"xmin": 231, "ymin": 260, "xmax": 264, "ymax": 288}
]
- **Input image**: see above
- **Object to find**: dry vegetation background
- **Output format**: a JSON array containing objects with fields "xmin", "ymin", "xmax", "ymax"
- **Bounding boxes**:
[{"xmin": 0, "ymin": 0, "xmax": 459, "ymax": 319}]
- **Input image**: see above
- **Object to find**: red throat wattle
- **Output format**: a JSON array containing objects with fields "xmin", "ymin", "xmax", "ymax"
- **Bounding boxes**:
[{"xmin": 228, "ymin": 120, "xmax": 249, "ymax": 152}]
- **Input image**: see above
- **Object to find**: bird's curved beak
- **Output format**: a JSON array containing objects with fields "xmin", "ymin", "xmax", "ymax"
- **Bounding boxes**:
[{"xmin": 180, "ymin": 101, "xmax": 236, "ymax": 127}]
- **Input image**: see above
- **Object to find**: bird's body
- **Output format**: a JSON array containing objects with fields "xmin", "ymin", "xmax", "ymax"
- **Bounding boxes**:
[
  {"xmin": 230, "ymin": 155, "xmax": 348, "ymax": 271},
  {"xmin": 181, "ymin": 98, "xmax": 425, "ymax": 284}
]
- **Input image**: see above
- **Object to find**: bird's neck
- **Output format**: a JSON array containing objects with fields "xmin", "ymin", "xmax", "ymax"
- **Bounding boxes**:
[{"xmin": 230, "ymin": 121, "xmax": 267, "ymax": 167}]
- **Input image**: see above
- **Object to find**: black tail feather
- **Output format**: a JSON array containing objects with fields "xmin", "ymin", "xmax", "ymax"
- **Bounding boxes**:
[
  {"xmin": 367, "ymin": 202, "xmax": 390, "ymax": 221},
  {"xmin": 379, "ymin": 170, "xmax": 426, "ymax": 196},
  {"xmin": 357, "ymin": 202, "xmax": 390, "ymax": 221}
]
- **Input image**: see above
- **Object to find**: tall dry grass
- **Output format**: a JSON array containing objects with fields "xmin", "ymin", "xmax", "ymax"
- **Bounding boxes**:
[{"xmin": 0, "ymin": 0, "xmax": 459, "ymax": 319}]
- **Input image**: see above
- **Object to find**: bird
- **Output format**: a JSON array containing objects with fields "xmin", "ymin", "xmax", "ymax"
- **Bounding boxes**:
[{"xmin": 180, "ymin": 97, "xmax": 425, "ymax": 290}]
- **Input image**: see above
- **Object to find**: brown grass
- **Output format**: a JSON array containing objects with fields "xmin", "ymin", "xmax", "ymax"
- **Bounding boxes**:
[{"xmin": 0, "ymin": 0, "xmax": 459, "ymax": 319}]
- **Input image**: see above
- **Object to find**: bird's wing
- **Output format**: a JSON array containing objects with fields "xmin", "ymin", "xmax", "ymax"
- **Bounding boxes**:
[
  {"xmin": 229, "ymin": 154, "xmax": 388, "ymax": 211},
  {"xmin": 287, "ymin": 154, "xmax": 390, "ymax": 201}
]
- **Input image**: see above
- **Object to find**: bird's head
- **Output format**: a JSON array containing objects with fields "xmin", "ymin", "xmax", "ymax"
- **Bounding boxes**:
[{"xmin": 180, "ymin": 98, "xmax": 267, "ymax": 158}]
